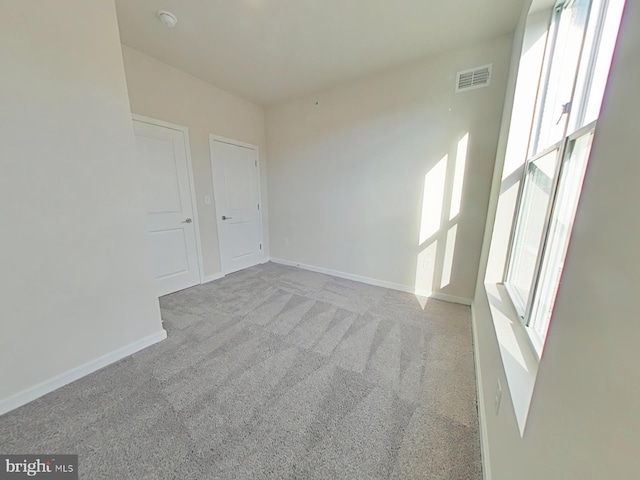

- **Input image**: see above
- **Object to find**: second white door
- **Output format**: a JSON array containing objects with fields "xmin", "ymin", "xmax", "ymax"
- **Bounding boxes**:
[{"xmin": 210, "ymin": 137, "xmax": 262, "ymax": 275}]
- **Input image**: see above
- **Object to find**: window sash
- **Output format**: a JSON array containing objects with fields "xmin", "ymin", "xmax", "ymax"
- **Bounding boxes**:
[
  {"xmin": 505, "ymin": 143, "xmax": 564, "ymax": 319},
  {"xmin": 504, "ymin": 0, "xmax": 606, "ymax": 355},
  {"xmin": 529, "ymin": 0, "xmax": 594, "ymax": 158},
  {"xmin": 569, "ymin": 0, "xmax": 610, "ymax": 132},
  {"xmin": 529, "ymin": 5, "xmax": 562, "ymax": 158},
  {"xmin": 527, "ymin": 122, "xmax": 596, "ymax": 353},
  {"xmin": 505, "ymin": 121, "xmax": 596, "ymax": 357},
  {"xmin": 504, "ymin": 0, "xmax": 624, "ymax": 357}
]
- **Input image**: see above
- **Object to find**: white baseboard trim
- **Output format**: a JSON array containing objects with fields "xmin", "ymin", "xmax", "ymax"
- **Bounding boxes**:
[
  {"xmin": 271, "ymin": 257, "xmax": 409, "ymax": 291},
  {"xmin": 428, "ymin": 292, "xmax": 472, "ymax": 306},
  {"xmin": 470, "ymin": 302, "xmax": 492, "ymax": 480},
  {"xmin": 202, "ymin": 260, "xmax": 271, "ymax": 284},
  {"xmin": 0, "ymin": 329, "xmax": 167, "ymax": 416},
  {"xmin": 201, "ymin": 272, "xmax": 224, "ymax": 284},
  {"xmin": 269, "ymin": 257, "xmax": 471, "ymax": 306}
]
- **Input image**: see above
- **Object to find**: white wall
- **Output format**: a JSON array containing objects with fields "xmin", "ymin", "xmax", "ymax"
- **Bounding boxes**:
[
  {"xmin": 0, "ymin": 1, "xmax": 164, "ymax": 411},
  {"xmin": 473, "ymin": 1, "xmax": 640, "ymax": 478},
  {"xmin": 121, "ymin": 46, "xmax": 269, "ymax": 276},
  {"xmin": 266, "ymin": 35, "xmax": 512, "ymax": 301}
]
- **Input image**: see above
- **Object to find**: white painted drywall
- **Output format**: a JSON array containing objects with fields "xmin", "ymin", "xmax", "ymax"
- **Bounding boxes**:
[
  {"xmin": 115, "ymin": 0, "xmax": 525, "ymax": 105},
  {"xmin": 121, "ymin": 46, "xmax": 269, "ymax": 276},
  {"xmin": 0, "ymin": 0, "xmax": 163, "ymax": 407},
  {"xmin": 473, "ymin": 0, "xmax": 640, "ymax": 477},
  {"xmin": 266, "ymin": 35, "xmax": 513, "ymax": 301}
]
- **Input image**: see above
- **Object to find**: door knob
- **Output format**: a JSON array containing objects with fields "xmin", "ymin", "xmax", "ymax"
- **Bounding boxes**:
[
  {"xmin": 183, "ymin": 218, "xmax": 193, "ymax": 223},
  {"xmin": 222, "ymin": 215, "xmax": 232, "ymax": 220}
]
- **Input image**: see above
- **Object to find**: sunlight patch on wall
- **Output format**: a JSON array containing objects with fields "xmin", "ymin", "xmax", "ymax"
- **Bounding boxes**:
[
  {"xmin": 419, "ymin": 155, "xmax": 448, "ymax": 245},
  {"xmin": 449, "ymin": 133, "xmax": 469, "ymax": 220},
  {"xmin": 440, "ymin": 224, "xmax": 458, "ymax": 289},
  {"xmin": 415, "ymin": 241, "xmax": 438, "ymax": 298}
]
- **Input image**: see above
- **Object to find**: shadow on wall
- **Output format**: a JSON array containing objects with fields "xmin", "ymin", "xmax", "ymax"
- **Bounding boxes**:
[{"xmin": 414, "ymin": 132, "xmax": 469, "ymax": 307}]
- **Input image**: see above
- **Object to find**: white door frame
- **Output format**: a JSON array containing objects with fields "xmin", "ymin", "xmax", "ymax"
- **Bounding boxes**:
[
  {"xmin": 209, "ymin": 134, "xmax": 265, "ymax": 274},
  {"xmin": 133, "ymin": 114, "xmax": 205, "ymax": 285}
]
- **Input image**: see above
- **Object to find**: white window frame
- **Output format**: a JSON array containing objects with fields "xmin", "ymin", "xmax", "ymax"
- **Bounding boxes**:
[{"xmin": 504, "ymin": 0, "xmax": 619, "ymax": 357}]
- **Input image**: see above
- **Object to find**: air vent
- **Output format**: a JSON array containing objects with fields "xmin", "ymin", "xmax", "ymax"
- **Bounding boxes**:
[{"xmin": 456, "ymin": 64, "xmax": 492, "ymax": 92}]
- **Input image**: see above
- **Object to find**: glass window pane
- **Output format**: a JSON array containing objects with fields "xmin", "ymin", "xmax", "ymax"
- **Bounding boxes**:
[
  {"xmin": 568, "ymin": 0, "xmax": 605, "ymax": 133},
  {"xmin": 507, "ymin": 149, "xmax": 560, "ymax": 312},
  {"xmin": 529, "ymin": 130, "xmax": 595, "ymax": 353},
  {"xmin": 531, "ymin": 0, "xmax": 592, "ymax": 156},
  {"xmin": 570, "ymin": 0, "xmax": 626, "ymax": 132},
  {"xmin": 583, "ymin": 0, "xmax": 626, "ymax": 124},
  {"xmin": 529, "ymin": 9, "xmax": 560, "ymax": 155}
]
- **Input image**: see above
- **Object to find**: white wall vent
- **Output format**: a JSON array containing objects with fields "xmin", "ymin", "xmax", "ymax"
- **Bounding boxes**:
[{"xmin": 456, "ymin": 64, "xmax": 492, "ymax": 92}]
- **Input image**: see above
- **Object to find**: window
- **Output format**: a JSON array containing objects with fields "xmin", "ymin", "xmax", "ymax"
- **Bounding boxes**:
[{"xmin": 505, "ymin": 0, "xmax": 625, "ymax": 356}]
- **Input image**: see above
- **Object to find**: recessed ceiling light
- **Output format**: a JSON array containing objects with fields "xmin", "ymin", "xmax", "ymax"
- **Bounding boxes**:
[{"xmin": 157, "ymin": 10, "xmax": 178, "ymax": 28}]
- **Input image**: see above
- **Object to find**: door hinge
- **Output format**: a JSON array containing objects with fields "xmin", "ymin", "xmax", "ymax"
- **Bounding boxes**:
[
  {"xmin": 255, "ymin": 160, "xmax": 257, "ymax": 167},
  {"xmin": 260, "ymin": 243, "xmax": 262, "ymax": 250},
  {"xmin": 257, "ymin": 203, "xmax": 260, "ymax": 210}
]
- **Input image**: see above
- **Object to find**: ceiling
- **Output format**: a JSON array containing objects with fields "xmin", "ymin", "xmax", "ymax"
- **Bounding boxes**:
[{"xmin": 115, "ymin": 0, "xmax": 525, "ymax": 105}]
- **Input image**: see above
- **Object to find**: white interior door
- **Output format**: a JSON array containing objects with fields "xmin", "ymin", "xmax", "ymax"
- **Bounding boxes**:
[
  {"xmin": 133, "ymin": 118, "xmax": 201, "ymax": 296},
  {"xmin": 210, "ymin": 137, "xmax": 262, "ymax": 275}
]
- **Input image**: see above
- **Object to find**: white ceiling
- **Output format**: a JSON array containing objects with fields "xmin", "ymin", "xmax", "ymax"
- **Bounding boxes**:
[{"xmin": 115, "ymin": 0, "xmax": 525, "ymax": 105}]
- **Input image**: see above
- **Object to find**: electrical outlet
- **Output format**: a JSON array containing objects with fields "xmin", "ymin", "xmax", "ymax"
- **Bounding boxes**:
[
  {"xmin": 494, "ymin": 380, "xmax": 502, "ymax": 415},
  {"xmin": 204, "ymin": 195, "xmax": 211, "ymax": 205}
]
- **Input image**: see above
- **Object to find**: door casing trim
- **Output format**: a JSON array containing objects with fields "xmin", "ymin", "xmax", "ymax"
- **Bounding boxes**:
[
  {"xmin": 209, "ymin": 134, "xmax": 265, "ymax": 275},
  {"xmin": 132, "ymin": 114, "xmax": 205, "ymax": 287}
]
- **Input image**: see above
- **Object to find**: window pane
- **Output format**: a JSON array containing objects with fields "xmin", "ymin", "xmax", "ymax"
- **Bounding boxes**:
[
  {"xmin": 568, "ymin": 0, "xmax": 605, "ymax": 133},
  {"xmin": 570, "ymin": 0, "xmax": 626, "ymax": 131},
  {"xmin": 531, "ymin": 0, "xmax": 592, "ymax": 156},
  {"xmin": 583, "ymin": 0, "xmax": 626, "ymax": 124},
  {"xmin": 529, "ymin": 130, "xmax": 595, "ymax": 352},
  {"xmin": 507, "ymin": 149, "xmax": 560, "ymax": 312},
  {"xmin": 529, "ymin": 9, "xmax": 560, "ymax": 155}
]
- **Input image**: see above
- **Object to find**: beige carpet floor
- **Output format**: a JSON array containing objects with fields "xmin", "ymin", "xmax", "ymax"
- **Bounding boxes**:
[{"xmin": 0, "ymin": 262, "xmax": 481, "ymax": 479}]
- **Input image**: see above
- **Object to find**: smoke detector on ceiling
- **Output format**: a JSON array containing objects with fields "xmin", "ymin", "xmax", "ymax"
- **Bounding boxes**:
[{"xmin": 157, "ymin": 10, "xmax": 178, "ymax": 28}]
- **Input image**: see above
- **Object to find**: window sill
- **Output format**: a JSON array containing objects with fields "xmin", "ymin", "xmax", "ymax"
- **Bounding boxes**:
[{"xmin": 483, "ymin": 282, "xmax": 539, "ymax": 436}]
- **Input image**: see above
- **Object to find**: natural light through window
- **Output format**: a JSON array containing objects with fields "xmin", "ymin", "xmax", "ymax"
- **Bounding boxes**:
[
  {"xmin": 505, "ymin": 148, "xmax": 560, "ymax": 314},
  {"xmin": 418, "ymin": 155, "xmax": 447, "ymax": 245},
  {"xmin": 449, "ymin": 134, "xmax": 468, "ymax": 221},
  {"xmin": 415, "ymin": 242, "xmax": 438, "ymax": 300},
  {"xmin": 440, "ymin": 225, "xmax": 458, "ymax": 289},
  {"xmin": 415, "ymin": 154, "xmax": 450, "ymax": 301},
  {"xmin": 504, "ymin": 0, "xmax": 625, "ymax": 356}
]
